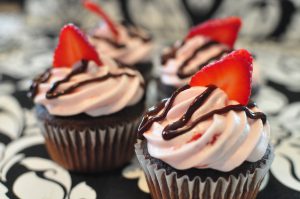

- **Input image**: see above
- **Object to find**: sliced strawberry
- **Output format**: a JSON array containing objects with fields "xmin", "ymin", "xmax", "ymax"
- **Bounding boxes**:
[
  {"xmin": 187, "ymin": 133, "xmax": 203, "ymax": 143},
  {"xmin": 190, "ymin": 49, "xmax": 253, "ymax": 105},
  {"xmin": 209, "ymin": 134, "xmax": 220, "ymax": 145},
  {"xmin": 83, "ymin": 0, "xmax": 119, "ymax": 40},
  {"xmin": 185, "ymin": 17, "xmax": 242, "ymax": 48},
  {"xmin": 53, "ymin": 24, "xmax": 102, "ymax": 68}
]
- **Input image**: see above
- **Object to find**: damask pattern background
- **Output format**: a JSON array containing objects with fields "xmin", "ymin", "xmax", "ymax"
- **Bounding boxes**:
[{"xmin": 1, "ymin": 0, "xmax": 300, "ymax": 198}]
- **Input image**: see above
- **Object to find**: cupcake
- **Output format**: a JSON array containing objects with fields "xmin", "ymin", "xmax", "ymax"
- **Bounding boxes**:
[
  {"xmin": 28, "ymin": 24, "xmax": 145, "ymax": 173},
  {"xmin": 159, "ymin": 17, "xmax": 260, "ymax": 100},
  {"xmin": 83, "ymin": 0, "xmax": 154, "ymax": 81},
  {"xmin": 136, "ymin": 49, "xmax": 273, "ymax": 199}
]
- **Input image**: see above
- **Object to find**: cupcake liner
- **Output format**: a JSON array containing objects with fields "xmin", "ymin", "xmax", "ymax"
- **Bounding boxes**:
[
  {"xmin": 135, "ymin": 140, "xmax": 274, "ymax": 199},
  {"xmin": 38, "ymin": 118, "xmax": 140, "ymax": 173}
]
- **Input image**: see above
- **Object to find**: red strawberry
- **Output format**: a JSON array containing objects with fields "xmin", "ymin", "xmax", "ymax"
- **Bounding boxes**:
[
  {"xmin": 53, "ymin": 24, "xmax": 102, "ymax": 68},
  {"xmin": 187, "ymin": 133, "xmax": 203, "ymax": 143},
  {"xmin": 83, "ymin": 0, "xmax": 119, "ymax": 40},
  {"xmin": 185, "ymin": 17, "xmax": 242, "ymax": 48},
  {"xmin": 190, "ymin": 49, "xmax": 253, "ymax": 105}
]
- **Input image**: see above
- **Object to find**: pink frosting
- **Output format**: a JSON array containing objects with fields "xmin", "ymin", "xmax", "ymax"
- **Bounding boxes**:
[
  {"xmin": 89, "ymin": 23, "xmax": 153, "ymax": 65},
  {"xmin": 34, "ymin": 56, "xmax": 144, "ymax": 117},
  {"xmin": 144, "ymin": 86, "xmax": 270, "ymax": 171},
  {"xmin": 160, "ymin": 36, "xmax": 230, "ymax": 87},
  {"xmin": 160, "ymin": 36, "xmax": 261, "ymax": 88}
]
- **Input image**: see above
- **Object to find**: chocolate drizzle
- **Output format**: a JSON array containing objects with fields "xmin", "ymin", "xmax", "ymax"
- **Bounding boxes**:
[
  {"xmin": 161, "ymin": 41, "xmax": 185, "ymax": 65},
  {"xmin": 138, "ymin": 85, "xmax": 190, "ymax": 135},
  {"xmin": 247, "ymin": 101, "xmax": 257, "ymax": 109},
  {"xmin": 177, "ymin": 43, "xmax": 232, "ymax": 79},
  {"xmin": 138, "ymin": 85, "xmax": 267, "ymax": 140},
  {"xmin": 162, "ymin": 85, "xmax": 217, "ymax": 139},
  {"xmin": 92, "ymin": 22, "xmax": 152, "ymax": 49},
  {"xmin": 29, "ymin": 60, "xmax": 144, "ymax": 99},
  {"xmin": 163, "ymin": 103, "xmax": 267, "ymax": 140},
  {"xmin": 92, "ymin": 36, "xmax": 126, "ymax": 48},
  {"xmin": 126, "ymin": 27, "xmax": 152, "ymax": 43},
  {"xmin": 28, "ymin": 68, "xmax": 51, "ymax": 99},
  {"xmin": 161, "ymin": 40, "xmax": 233, "ymax": 79},
  {"xmin": 121, "ymin": 21, "xmax": 152, "ymax": 43}
]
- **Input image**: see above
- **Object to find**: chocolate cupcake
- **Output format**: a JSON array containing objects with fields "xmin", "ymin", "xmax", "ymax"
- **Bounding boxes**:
[
  {"xmin": 136, "ymin": 49, "xmax": 273, "ymax": 199},
  {"xmin": 158, "ymin": 17, "xmax": 261, "ymax": 100},
  {"xmin": 83, "ymin": 0, "xmax": 154, "ymax": 82},
  {"xmin": 29, "ymin": 24, "xmax": 145, "ymax": 173}
]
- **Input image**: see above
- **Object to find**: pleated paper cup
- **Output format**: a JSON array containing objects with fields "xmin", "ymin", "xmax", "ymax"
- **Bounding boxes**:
[
  {"xmin": 38, "ymin": 118, "xmax": 140, "ymax": 173},
  {"xmin": 135, "ymin": 140, "xmax": 274, "ymax": 199}
]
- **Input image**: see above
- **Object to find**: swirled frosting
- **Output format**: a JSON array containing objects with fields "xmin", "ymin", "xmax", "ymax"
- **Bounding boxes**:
[
  {"xmin": 160, "ymin": 36, "xmax": 231, "ymax": 87},
  {"xmin": 32, "ymin": 56, "xmax": 144, "ymax": 117},
  {"xmin": 89, "ymin": 22, "xmax": 153, "ymax": 65},
  {"xmin": 142, "ymin": 86, "xmax": 269, "ymax": 171}
]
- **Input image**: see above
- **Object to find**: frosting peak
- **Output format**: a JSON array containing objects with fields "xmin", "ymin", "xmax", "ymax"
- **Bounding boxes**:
[{"xmin": 140, "ymin": 86, "xmax": 269, "ymax": 171}]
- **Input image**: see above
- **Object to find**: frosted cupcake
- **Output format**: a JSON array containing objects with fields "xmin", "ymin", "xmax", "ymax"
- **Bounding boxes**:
[
  {"xmin": 159, "ymin": 17, "xmax": 260, "ymax": 99},
  {"xmin": 29, "ymin": 24, "xmax": 145, "ymax": 173},
  {"xmin": 83, "ymin": 0, "xmax": 153, "ymax": 81},
  {"xmin": 136, "ymin": 49, "xmax": 273, "ymax": 199}
]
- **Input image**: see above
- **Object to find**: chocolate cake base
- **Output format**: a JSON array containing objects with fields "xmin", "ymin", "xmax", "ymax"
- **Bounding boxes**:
[{"xmin": 36, "ymin": 100, "xmax": 145, "ymax": 173}]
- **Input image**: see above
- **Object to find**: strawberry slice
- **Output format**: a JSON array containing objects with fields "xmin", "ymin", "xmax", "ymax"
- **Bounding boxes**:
[
  {"xmin": 53, "ymin": 24, "xmax": 102, "ymax": 68},
  {"xmin": 190, "ymin": 49, "xmax": 253, "ymax": 105},
  {"xmin": 83, "ymin": 0, "xmax": 119, "ymax": 40},
  {"xmin": 185, "ymin": 17, "xmax": 242, "ymax": 48}
]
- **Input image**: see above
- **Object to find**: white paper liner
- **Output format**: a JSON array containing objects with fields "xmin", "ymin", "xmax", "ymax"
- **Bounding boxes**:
[
  {"xmin": 38, "ymin": 118, "xmax": 140, "ymax": 173},
  {"xmin": 135, "ymin": 140, "xmax": 274, "ymax": 199}
]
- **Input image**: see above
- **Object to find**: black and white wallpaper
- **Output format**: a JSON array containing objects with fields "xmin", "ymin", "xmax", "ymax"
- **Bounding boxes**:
[
  {"xmin": 1, "ymin": 0, "xmax": 300, "ymax": 198},
  {"xmin": 23, "ymin": 0, "xmax": 300, "ymax": 43},
  {"xmin": 120, "ymin": 0, "xmax": 300, "ymax": 42}
]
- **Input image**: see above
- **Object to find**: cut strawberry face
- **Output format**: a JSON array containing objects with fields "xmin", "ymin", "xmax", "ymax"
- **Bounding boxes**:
[
  {"xmin": 53, "ymin": 24, "xmax": 102, "ymax": 68},
  {"xmin": 190, "ymin": 49, "xmax": 253, "ymax": 105},
  {"xmin": 83, "ymin": 0, "xmax": 119, "ymax": 40},
  {"xmin": 185, "ymin": 17, "xmax": 242, "ymax": 48}
]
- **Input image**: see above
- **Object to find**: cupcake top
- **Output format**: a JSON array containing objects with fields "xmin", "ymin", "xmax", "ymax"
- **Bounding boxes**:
[
  {"xmin": 139, "ymin": 49, "xmax": 269, "ymax": 172},
  {"xmin": 160, "ymin": 17, "xmax": 241, "ymax": 88},
  {"xmin": 29, "ymin": 24, "xmax": 144, "ymax": 117},
  {"xmin": 83, "ymin": 0, "xmax": 153, "ymax": 65}
]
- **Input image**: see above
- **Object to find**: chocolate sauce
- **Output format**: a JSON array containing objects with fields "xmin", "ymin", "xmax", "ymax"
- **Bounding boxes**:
[
  {"xmin": 92, "ymin": 36, "xmax": 126, "ymax": 49},
  {"xmin": 138, "ymin": 85, "xmax": 267, "ymax": 140},
  {"xmin": 92, "ymin": 22, "xmax": 151, "ymax": 49},
  {"xmin": 163, "ymin": 103, "xmax": 266, "ymax": 140},
  {"xmin": 121, "ymin": 21, "xmax": 152, "ymax": 43},
  {"xmin": 29, "ymin": 60, "xmax": 144, "ymax": 99},
  {"xmin": 160, "ymin": 40, "xmax": 233, "ymax": 79},
  {"xmin": 247, "ymin": 101, "xmax": 257, "ymax": 109},
  {"xmin": 115, "ymin": 60, "xmax": 137, "ymax": 71},
  {"xmin": 161, "ymin": 41, "xmax": 185, "ymax": 65},
  {"xmin": 28, "ymin": 68, "xmax": 51, "ymax": 99},
  {"xmin": 177, "ymin": 44, "xmax": 232, "ymax": 79},
  {"xmin": 46, "ymin": 72, "xmax": 138, "ymax": 99},
  {"xmin": 127, "ymin": 28, "xmax": 152, "ymax": 43},
  {"xmin": 138, "ymin": 85, "xmax": 190, "ymax": 138},
  {"xmin": 162, "ymin": 85, "xmax": 217, "ymax": 139}
]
